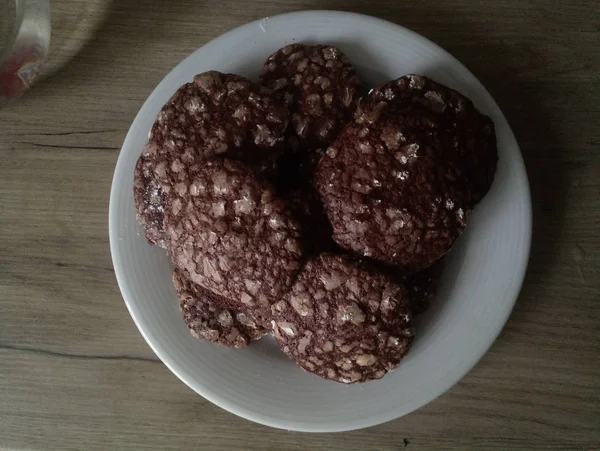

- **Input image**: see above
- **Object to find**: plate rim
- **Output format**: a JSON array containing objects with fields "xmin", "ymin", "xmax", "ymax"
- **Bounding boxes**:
[{"xmin": 109, "ymin": 9, "xmax": 532, "ymax": 432}]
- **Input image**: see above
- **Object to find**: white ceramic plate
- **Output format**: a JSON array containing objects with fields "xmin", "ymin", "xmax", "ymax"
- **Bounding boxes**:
[{"xmin": 109, "ymin": 11, "xmax": 531, "ymax": 432}]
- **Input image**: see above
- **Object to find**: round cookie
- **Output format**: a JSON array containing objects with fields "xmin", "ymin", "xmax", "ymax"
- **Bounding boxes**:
[
  {"xmin": 316, "ymin": 108, "xmax": 471, "ymax": 272},
  {"xmin": 271, "ymin": 253, "xmax": 413, "ymax": 384},
  {"xmin": 173, "ymin": 268, "xmax": 268, "ymax": 347},
  {"xmin": 357, "ymin": 74, "xmax": 497, "ymax": 208},
  {"xmin": 134, "ymin": 71, "xmax": 289, "ymax": 247},
  {"xmin": 261, "ymin": 44, "xmax": 360, "ymax": 150},
  {"xmin": 165, "ymin": 158, "xmax": 304, "ymax": 317}
]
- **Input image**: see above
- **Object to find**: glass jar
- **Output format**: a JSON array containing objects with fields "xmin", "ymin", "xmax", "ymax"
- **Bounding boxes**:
[{"xmin": 0, "ymin": 0, "xmax": 51, "ymax": 108}]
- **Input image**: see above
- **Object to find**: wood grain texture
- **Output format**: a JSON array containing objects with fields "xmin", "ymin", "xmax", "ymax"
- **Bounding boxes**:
[{"xmin": 1, "ymin": 0, "xmax": 599, "ymax": 449}]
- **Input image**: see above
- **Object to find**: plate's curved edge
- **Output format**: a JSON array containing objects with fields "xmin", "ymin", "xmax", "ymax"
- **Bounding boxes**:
[{"xmin": 109, "ymin": 10, "xmax": 533, "ymax": 432}]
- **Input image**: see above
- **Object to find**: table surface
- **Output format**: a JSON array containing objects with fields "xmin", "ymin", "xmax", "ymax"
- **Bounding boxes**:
[{"xmin": 1, "ymin": 0, "xmax": 599, "ymax": 449}]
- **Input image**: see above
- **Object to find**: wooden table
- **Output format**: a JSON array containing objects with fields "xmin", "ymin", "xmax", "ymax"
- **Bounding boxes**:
[{"xmin": 1, "ymin": 1, "xmax": 599, "ymax": 449}]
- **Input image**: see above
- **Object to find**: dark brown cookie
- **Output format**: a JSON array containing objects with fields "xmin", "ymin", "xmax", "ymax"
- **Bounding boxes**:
[
  {"xmin": 173, "ymin": 268, "xmax": 268, "ymax": 347},
  {"xmin": 261, "ymin": 44, "xmax": 360, "ymax": 151},
  {"xmin": 134, "ymin": 71, "xmax": 289, "ymax": 247},
  {"xmin": 271, "ymin": 253, "xmax": 413, "ymax": 384},
  {"xmin": 316, "ymin": 109, "xmax": 466, "ymax": 271},
  {"xmin": 316, "ymin": 76, "xmax": 497, "ymax": 272},
  {"xmin": 164, "ymin": 158, "xmax": 305, "ymax": 318},
  {"xmin": 357, "ymin": 74, "xmax": 497, "ymax": 208}
]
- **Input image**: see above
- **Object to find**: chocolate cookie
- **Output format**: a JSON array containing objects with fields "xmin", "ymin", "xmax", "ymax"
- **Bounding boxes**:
[
  {"xmin": 134, "ymin": 71, "xmax": 289, "ymax": 247},
  {"xmin": 261, "ymin": 44, "xmax": 360, "ymax": 151},
  {"xmin": 316, "ymin": 75, "xmax": 497, "ymax": 271},
  {"xmin": 358, "ymin": 74, "xmax": 497, "ymax": 208},
  {"xmin": 165, "ymin": 158, "xmax": 305, "ymax": 317},
  {"xmin": 316, "ymin": 110, "xmax": 464, "ymax": 271},
  {"xmin": 173, "ymin": 268, "xmax": 268, "ymax": 347},
  {"xmin": 271, "ymin": 253, "xmax": 413, "ymax": 384}
]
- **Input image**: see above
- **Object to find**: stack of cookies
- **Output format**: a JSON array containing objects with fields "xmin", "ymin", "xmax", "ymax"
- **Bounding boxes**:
[{"xmin": 133, "ymin": 44, "xmax": 497, "ymax": 384}]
